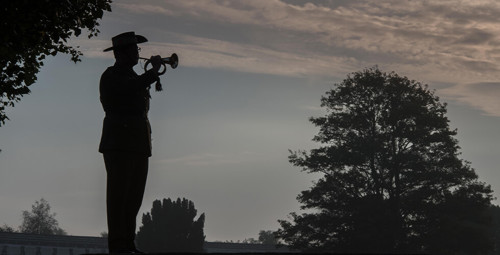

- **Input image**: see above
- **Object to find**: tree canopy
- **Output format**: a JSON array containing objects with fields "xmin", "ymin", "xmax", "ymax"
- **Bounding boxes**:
[
  {"xmin": 0, "ymin": 0, "xmax": 112, "ymax": 126},
  {"xmin": 277, "ymin": 67, "xmax": 493, "ymax": 254},
  {"xmin": 259, "ymin": 230, "xmax": 279, "ymax": 245},
  {"xmin": 136, "ymin": 198, "xmax": 206, "ymax": 253},
  {"xmin": 19, "ymin": 198, "xmax": 66, "ymax": 235},
  {"xmin": 0, "ymin": 224, "xmax": 15, "ymax": 233}
]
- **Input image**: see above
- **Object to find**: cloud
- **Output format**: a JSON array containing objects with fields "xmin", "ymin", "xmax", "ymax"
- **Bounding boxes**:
[
  {"xmin": 69, "ymin": 39, "xmax": 111, "ymax": 59},
  {"xmin": 440, "ymin": 82, "xmax": 500, "ymax": 117},
  {"xmin": 74, "ymin": 33, "xmax": 359, "ymax": 78},
  {"xmin": 112, "ymin": 1, "xmax": 500, "ymax": 79},
  {"xmin": 114, "ymin": 2, "xmax": 175, "ymax": 16},
  {"xmin": 84, "ymin": 0, "xmax": 500, "ymax": 115},
  {"xmin": 457, "ymin": 28, "xmax": 496, "ymax": 45}
]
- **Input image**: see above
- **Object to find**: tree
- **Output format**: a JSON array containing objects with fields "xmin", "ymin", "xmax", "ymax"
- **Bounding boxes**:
[
  {"xmin": 0, "ymin": 0, "xmax": 112, "ymax": 126},
  {"xmin": 19, "ymin": 198, "xmax": 67, "ymax": 235},
  {"xmin": 0, "ymin": 224, "xmax": 16, "ymax": 233},
  {"xmin": 276, "ymin": 67, "xmax": 493, "ymax": 254},
  {"xmin": 259, "ymin": 230, "xmax": 279, "ymax": 245},
  {"xmin": 136, "ymin": 198, "xmax": 206, "ymax": 253},
  {"xmin": 242, "ymin": 238, "xmax": 259, "ymax": 244}
]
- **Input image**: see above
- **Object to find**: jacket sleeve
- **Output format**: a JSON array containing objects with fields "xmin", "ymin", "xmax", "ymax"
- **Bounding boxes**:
[
  {"xmin": 125, "ymin": 69, "xmax": 158, "ymax": 91},
  {"xmin": 102, "ymin": 68, "xmax": 158, "ymax": 94}
]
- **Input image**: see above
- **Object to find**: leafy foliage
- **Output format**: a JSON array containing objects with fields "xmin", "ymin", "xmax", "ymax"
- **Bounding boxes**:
[
  {"xmin": 0, "ymin": 0, "xmax": 112, "ymax": 126},
  {"xmin": 136, "ymin": 198, "xmax": 206, "ymax": 253},
  {"xmin": 19, "ymin": 198, "xmax": 66, "ymax": 235},
  {"xmin": 258, "ymin": 230, "xmax": 280, "ymax": 245},
  {"xmin": 0, "ymin": 224, "xmax": 16, "ymax": 233},
  {"xmin": 277, "ymin": 67, "xmax": 493, "ymax": 254}
]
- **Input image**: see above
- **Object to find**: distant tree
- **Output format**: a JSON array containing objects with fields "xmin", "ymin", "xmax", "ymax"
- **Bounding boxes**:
[
  {"xmin": 0, "ymin": 0, "xmax": 112, "ymax": 126},
  {"xmin": 240, "ymin": 230, "xmax": 280, "ymax": 245},
  {"xmin": 100, "ymin": 231, "xmax": 108, "ymax": 238},
  {"xmin": 259, "ymin": 230, "xmax": 279, "ymax": 245},
  {"xmin": 19, "ymin": 198, "xmax": 67, "ymax": 235},
  {"xmin": 276, "ymin": 67, "xmax": 493, "ymax": 254},
  {"xmin": 136, "ymin": 198, "xmax": 206, "ymax": 253},
  {"xmin": 242, "ymin": 238, "xmax": 259, "ymax": 244},
  {"xmin": 0, "ymin": 224, "xmax": 16, "ymax": 233}
]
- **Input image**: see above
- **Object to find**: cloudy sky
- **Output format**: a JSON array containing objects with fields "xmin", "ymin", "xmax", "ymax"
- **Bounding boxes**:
[{"xmin": 2, "ymin": 0, "xmax": 500, "ymax": 242}]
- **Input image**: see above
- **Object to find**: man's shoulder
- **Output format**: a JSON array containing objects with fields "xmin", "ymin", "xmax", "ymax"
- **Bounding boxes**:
[
  {"xmin": 100, "ymin": 66, "xmax": 122, "ymax": 83},
  {"xmin": 102, "ymin": 65, "xmax": 137, "ymax": 78},
  {"xmin": 102, "ymin": 65, "xmax": 117, "ymax": 76},
  {"xmin": 100, "ymin": 66, "xmax": 118, "ymax": 91}
]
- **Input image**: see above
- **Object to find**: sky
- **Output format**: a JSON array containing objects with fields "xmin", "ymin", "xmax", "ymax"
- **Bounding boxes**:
[{"xmin": 1, "ymin": 0, "xmax": 500, "ymax": 242}]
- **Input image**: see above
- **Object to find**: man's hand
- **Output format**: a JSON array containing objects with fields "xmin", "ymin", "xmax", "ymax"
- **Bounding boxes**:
[{"xmin": 150, "ymin": 55, "xmax": 162, "ymax": 74}]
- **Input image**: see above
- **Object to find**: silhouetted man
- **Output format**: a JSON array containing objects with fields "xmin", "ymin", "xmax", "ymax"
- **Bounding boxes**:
[{"xmin": 99, "ymin": 31, "xmax": 162, "ymax": 254}]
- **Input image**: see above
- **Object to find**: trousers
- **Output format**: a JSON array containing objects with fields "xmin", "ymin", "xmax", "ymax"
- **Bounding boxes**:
[{"xmin": 104, "ymin": 152, "xmax": 149, "ymax": 251}]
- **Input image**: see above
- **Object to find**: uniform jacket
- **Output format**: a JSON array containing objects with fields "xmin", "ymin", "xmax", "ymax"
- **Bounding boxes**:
[{"xmin": 98, "ymin": 63, "xmax": 159, "ymax": 157}]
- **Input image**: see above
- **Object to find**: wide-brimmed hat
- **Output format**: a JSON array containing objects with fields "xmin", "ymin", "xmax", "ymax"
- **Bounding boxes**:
[{"xmin": 103, "ymin": 31, "xmax": 148, "ymax": 52}]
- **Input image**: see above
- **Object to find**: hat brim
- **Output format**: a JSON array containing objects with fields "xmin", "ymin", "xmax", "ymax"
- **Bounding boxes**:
[{"xmin": 103, "ymin": 35, "xmax": 148, "ymax": 52}]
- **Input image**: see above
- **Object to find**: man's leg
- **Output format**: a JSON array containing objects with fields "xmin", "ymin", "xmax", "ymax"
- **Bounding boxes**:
[
  {"xmin": 125, "ymin": 155, "xmax": 148, "ymax": 251},
  {"xmin": 104, "ymin": 152, "xmax": 148, "ymax": 252}
]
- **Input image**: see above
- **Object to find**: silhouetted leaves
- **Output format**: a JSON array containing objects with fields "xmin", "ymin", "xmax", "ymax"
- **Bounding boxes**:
[
  {"xmin": 0, "ymin": 0, "xmax": 112, "ymax": 126},
  {"xmin": 136, "ymin": 198, "xmax": 206, "ymax": 253},
  {"xmin": 0, "ymin": 224, "xmax": 16, "ymax": 233},
  {"xmin": 259, "ymin": 230, "xmax": 279, "ymax": 245},
  {"xmin": 277, "ymin": 67, "xmax": 493, "ymax": 254}
]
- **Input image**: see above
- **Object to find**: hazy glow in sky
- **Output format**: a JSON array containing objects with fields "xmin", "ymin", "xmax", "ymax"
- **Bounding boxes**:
[{"xmin": 1, "ymin": 0, "xmax": 500, "ymax": 241}]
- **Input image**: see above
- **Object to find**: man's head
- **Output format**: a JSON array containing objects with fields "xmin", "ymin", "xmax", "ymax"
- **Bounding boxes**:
[
  {"xmin": 113, "ymin": 44, "xmax": 140, "ymax": 67},
  {"xmin": 103, "ymin": 32, "xmax": 147, "ymax": 67}
]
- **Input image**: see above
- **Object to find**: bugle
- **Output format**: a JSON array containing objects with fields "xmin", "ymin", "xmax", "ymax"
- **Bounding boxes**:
[{"xmin": 140, "ymin": 53, "xmax": 178, "ymax": 75}]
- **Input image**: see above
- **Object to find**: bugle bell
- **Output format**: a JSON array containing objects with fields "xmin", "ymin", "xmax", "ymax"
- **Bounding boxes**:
[{"xmin": 140, "ymin": 53, "xmax": 178, "ymax": 75}]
